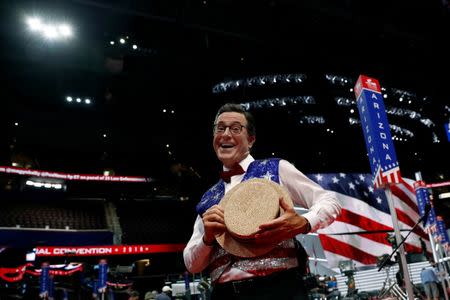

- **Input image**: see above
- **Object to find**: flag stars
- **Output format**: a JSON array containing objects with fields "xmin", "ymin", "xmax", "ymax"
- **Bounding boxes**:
[
  {"xmin": 368, "ymin": 186, "xmax": 374, "ymax": 193},
  {"xmin": 376, "ymin": 197, "xmax": 382, "ymax": 204},
  {"xmin": 263, "ymin": 171, "xmax": 274, "ymax": 181},
  {"xmin": 363, "ymin": 191, "xmax": 369, "ymax": 197},
  {"xmin": 260, "ymin": 160, "xmax": 269, "ymax": 166},
  {"xmin": 349, "ymin": 182, "xmax": 355, "ymax": 190},
  {"xmin": 339, "ymin": 173, "xmax": 346, "ymax": 178},
  {"xmin": 359, "ymin": 174, "xmax": 365, "ymax": 181},
  {"xmin": 315, "ymin": 174, "xmax": 324, "ymax": 181},
  {"xmin": 332, "ymin": 177, "xmax": 339, "ymax": 184}
]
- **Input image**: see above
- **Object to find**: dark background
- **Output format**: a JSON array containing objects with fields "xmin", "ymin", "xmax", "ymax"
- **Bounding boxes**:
[{"xmin": 0, "ymin": 0, "xmax": 449, "ymax": 233}]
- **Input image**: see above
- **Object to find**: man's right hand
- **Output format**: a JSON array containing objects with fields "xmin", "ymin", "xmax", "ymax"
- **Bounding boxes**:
[{"xmin": 202, "ymin": 204, "xmax": 226, "ymax": 246}]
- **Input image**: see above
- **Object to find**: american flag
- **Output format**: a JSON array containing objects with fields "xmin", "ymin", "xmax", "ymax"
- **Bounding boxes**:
[{"xmin": 306, "ymin": 173, "xmax": 430, "ymax": 268}]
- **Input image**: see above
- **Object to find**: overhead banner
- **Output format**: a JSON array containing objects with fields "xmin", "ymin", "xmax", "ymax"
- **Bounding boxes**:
[
  {"xmin": 354, "ymin": 75, "xmax": 401, "ymax": 188},
  {"xmin": 35, "ymin": 244, "xmax": 186, "ymax": 256},
  {"xmin": 0, "ymin": 166, "xmax": 151, "ymax": 182}
]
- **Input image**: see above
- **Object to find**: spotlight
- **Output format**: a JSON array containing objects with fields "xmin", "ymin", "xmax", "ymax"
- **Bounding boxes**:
[
  {"xmin": 119, "ymin": 38, "xmax": 125, "ymax": 44},
  {"xmin": 66, "ymin": 96, "xmax": 73, "ymax": 102},
  {"xmin": 132, "ymin": 44, "xmax": 137, "ymax": 50},
  {"xmin": 76, "ymin": 98, "xmax": 81, "ymax": 103},
  {"xmin": 110, "ymin": 41, "xmax": 115, "ymax": 45},
  {"xmin": 25, "ymin": 16, "xmax": 74, "ymax": 40},
  {"xmin": 58, "ymin": 24, "xmax": 72, "ymax": 37},
  {"xmin": 85, "ymin": 99, "xmax": 91, "ymax": 104},
  {"xmin": 42, "ymin": 25, "xmax": 58, "ymax": 39},
  {"xmin": 26, "ymin": 17, "xmax": 42, "ymax": 31}
]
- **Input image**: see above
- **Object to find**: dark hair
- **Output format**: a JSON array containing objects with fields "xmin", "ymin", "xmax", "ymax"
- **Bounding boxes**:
[{"xmin": 214, "ymin": 103, "xmax": 256, "ymax": 136}]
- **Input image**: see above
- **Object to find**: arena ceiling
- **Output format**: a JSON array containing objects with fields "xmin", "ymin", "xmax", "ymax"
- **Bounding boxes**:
[{"xmin": 1, "ymin": 0, "xmax": 449, "ymax": 203}]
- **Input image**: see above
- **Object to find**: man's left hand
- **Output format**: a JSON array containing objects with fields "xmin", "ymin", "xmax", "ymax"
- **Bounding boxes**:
[{"xmin": 254, "ymin": 197, "xmax": 309, "ymax": 245}]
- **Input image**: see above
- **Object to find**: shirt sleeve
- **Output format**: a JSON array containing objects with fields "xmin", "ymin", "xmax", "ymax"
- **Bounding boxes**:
[
  {"xmin": 279, "ymin": 160, "xmax": 341, "ymax": 232},
  {"xmin": 183, "ymin": 215, "xmax": 215, "ymax": 273}
]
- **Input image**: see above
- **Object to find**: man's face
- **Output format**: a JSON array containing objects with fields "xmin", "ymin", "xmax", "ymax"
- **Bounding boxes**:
[{"xmin": 213, "ymin": 112, "xmax": 255, "ymax": 168}]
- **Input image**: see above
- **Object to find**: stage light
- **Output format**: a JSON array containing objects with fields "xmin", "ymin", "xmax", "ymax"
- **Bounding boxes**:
[
  {"xmin": 66, "ymin": 96, "xmax": 73, "ymax": 102},
  {"xmin": 58, "ymin": 24, "xmax": 72, "ymax": 37},
  {"xmin": 25, "ymin": 16, "xmax": 73, "ymax": 40},
  {"xmin": 14, "ymin": 122, "xmax": 19, "ymax": 126},
  {"xmin": 76, "ymin": 98, "xmax": 81, "ymax": 103},
  {"xmin": 42, "ymin": 25, "xmax": 58, "ymax": 39},
  {"xmin": 26, "ymin": 17, "xmax": 42, "ymax": 31},
  {"xmin": 132, "ymin": 44, "xmax": 137, "ymax": 50},
  {"xmin": 85, "ymin": 98, "xmax": 91, "ymax": 104},
  {"xmin": 120, "ymin": 38, "xmax": 125, "ymax": 44}
]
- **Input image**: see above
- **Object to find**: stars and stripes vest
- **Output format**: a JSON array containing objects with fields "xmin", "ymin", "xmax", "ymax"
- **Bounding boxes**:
[{"xmin": 196, "ymin": 158, "xmax": 299, "ymax": 283}]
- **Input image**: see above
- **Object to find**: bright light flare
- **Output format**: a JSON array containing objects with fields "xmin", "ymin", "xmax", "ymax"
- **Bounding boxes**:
[
  {"xmin": 26, "ymin": 17, "xmax": 42, "ymax": 31},
  {"xmin": 58, "ymin": 24, "xmax": 72, "ymax": 37},
  {"xmin": 42, "ymin": 25, "xmax": 58, "ymax": 39},
  {"xmin": 25, "ymin": 16, "xmax": 73, "ymax": 40}
]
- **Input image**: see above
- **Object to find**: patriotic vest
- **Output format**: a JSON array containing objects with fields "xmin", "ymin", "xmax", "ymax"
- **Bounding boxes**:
[{"xmin": 196, "ymin": 158, "xmax": 299, "ymax": 283}]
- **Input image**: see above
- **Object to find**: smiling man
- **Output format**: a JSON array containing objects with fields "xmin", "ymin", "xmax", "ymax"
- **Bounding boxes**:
[{"xmin": 183, "ymin": 103, "xmax": 341, "ymax": 300}]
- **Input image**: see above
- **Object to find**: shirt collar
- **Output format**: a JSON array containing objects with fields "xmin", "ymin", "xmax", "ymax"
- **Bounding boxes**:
[{"xmin": 223, "ymin": 154, "xmax": 254, "ymax": 172}]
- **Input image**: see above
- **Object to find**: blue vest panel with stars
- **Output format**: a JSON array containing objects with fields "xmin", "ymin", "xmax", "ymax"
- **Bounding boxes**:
[{"xmin": 196, "ymin": 158, "xmax": 281, "ymax": 215}]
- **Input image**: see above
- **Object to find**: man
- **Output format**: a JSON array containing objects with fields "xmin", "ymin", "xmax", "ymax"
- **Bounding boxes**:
[
  {"xmin": 155, "ymin": 286, "xmax": 172, "ymax": 300},
  {"xmin": 420, "ymin": 262, "xmax": 440, "ymax": 300},
  {"xmin": 183, "ymin": 103, "xmax": 341, "ymax": 299},
  {"xmin": 128, "ymin": 290, "xmax": 140, "ymax": 300}
]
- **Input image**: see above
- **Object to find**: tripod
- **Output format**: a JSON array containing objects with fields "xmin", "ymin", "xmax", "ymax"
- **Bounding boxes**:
[{"xmin": 378, "ymin": 265, "xmax": 407, "ymax": 300}]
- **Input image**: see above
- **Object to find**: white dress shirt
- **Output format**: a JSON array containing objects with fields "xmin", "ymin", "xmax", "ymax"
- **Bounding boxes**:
[{"xmin": 183, "ymin": 154, "xmax": 341, "ymax": 281}]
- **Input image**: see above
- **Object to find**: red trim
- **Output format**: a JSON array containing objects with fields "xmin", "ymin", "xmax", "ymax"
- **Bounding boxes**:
[{"xmin": 36, "ymin": 244, "xmax": 186, "ymax": 256}]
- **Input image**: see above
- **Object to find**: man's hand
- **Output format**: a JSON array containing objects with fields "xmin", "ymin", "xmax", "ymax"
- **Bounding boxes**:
[
  {"xmin": 254, "ymin": 197, "xmax": 309, "ymax": 245},
  {"xmin": 202, "ymin": 204, "xmax": 226, "ymax": 246}
]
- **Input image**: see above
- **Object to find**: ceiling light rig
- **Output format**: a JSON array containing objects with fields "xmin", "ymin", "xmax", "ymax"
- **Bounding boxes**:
[
  {"xmin": 25, "ymin": 16, "xmax": 73, "ymax": 40},
  {"xmin": 334, "ymin": 97, "xmax": 356, "ymax": 106},
  {"xmin": 65, "ymin": 96, "xmax": 92, "ymax": 105},
  {"xmin": 108, "ymin": 36, "xmax": 155, "ymax": 55},
  {"xmin": 325, "ymin": 74, "xmax": 353, "ymax": 86},
  {"xmin": 299, "ymin": 116, "xmax": 325, "ymax": 124},
  {"xmin": 348, "ymin": 118, "xmax": 414, "ymax": 139},
  {"xmin": 240, "ymin": 96, "xmax": 315, "ymax": 110},
  {"xmin": 327, "ymin": 74, "xmax": 432, "ymax": 106},
  {"xmin": 432, "ymin": 132, "xmax": 441, "ymax": 143},
  {"xmin": 212, "ymin": 73, "xmax": 307, "ymax": 94},
  {"xmin": 336, "ymin": 97, "xmax": 435, "ymax": 129}
]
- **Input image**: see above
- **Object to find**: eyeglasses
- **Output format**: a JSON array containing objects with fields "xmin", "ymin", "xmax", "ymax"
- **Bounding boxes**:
[{"xmin": 213, "ymin": 123, "xmax": 246, "ymax": 135}]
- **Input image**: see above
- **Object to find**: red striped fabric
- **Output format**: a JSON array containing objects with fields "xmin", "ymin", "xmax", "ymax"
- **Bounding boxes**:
[{"xmin": 307, "ymin": 174, "xmax": 430, "ymax": 268}]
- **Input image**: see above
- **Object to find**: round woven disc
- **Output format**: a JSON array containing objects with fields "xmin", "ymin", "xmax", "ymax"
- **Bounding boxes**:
[
  {"xmin": 223, "ymin": 179, "xmax": 280, "ymax": 238},
  {"xmin": 215, "ymin": 178, "xmax": 293, "ymax": 257}
]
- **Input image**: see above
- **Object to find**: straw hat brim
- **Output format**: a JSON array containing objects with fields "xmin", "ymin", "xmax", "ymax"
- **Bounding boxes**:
[{"xmin": 215, "ymin": 178, "xmax": 293, "ymax": 258}]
